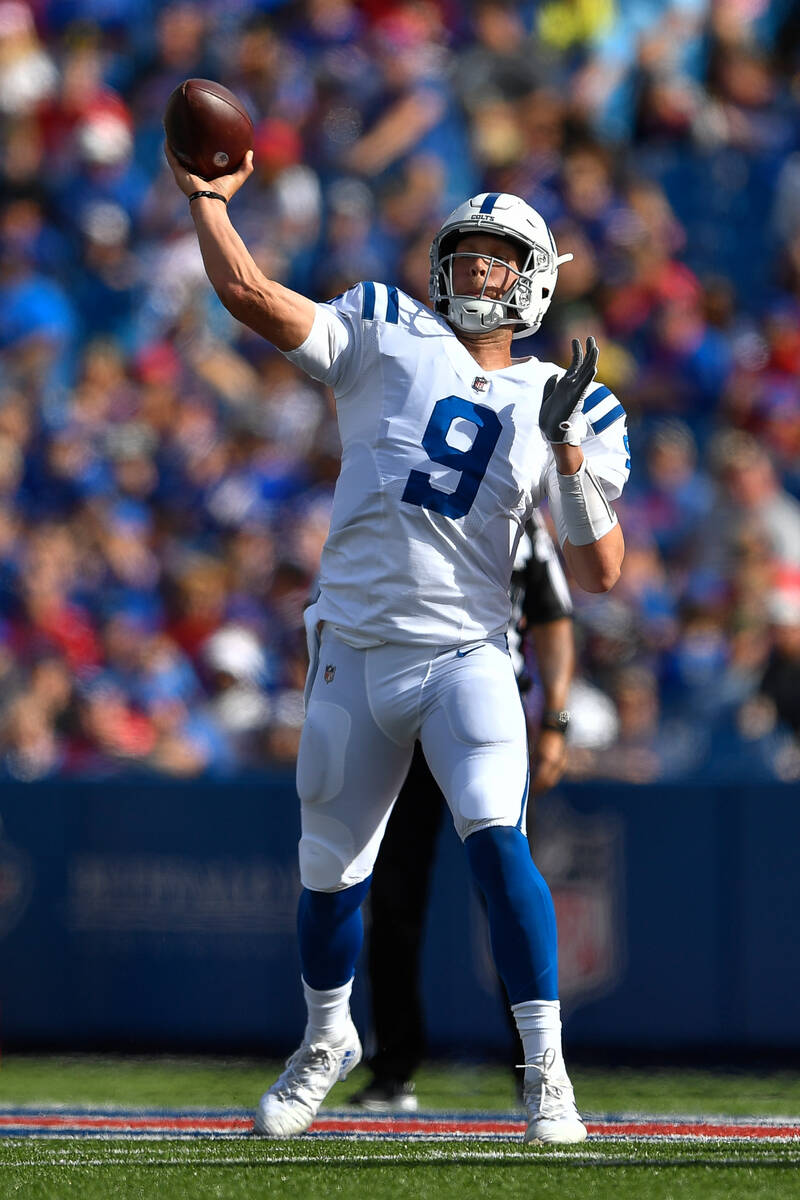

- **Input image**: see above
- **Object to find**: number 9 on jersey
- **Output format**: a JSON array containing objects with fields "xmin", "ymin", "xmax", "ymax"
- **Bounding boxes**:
[{"xmin": 402, "ymin": 396, "xmax": 502, "ymax": 520}]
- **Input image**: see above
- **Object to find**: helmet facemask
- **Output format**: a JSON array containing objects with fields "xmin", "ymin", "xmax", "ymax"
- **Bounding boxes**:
[
  {"xmin": 429, "ymin": 194, "xmax": 573, "ymax": 338},
  {"xmin": 433, "ymin": 237, "xmax": 529, "ymax": 331}
]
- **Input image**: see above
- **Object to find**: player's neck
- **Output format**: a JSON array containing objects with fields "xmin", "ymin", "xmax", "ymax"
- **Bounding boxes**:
[{"xmin": 454, "ymin": 327, "xmax": 516, "ymax": 371}]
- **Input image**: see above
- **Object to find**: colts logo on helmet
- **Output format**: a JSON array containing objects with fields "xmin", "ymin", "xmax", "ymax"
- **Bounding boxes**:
[{"xmin": 324, "ymin": 664, "xmax": 336, "ymax": 684}]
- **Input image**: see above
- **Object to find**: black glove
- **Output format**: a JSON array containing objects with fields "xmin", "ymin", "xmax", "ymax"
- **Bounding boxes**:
[{"xmin": 539, "ymin": 336, "xmax": 599, "ymax": 445}]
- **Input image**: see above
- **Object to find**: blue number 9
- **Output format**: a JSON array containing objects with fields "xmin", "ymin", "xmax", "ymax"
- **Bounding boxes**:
[{"xmin": 402, "ymin": 396, "xmax": 502, "ymax": 519}]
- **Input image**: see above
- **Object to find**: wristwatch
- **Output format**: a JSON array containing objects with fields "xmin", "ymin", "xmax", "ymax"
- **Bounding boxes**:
[{"xmin": 540, "ymin": 709, "xmax": 570, "ymax": 734}]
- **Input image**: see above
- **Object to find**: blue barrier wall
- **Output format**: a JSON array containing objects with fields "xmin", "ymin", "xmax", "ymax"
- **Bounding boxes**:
[{"xmin": 1, "ymin": 777, "xmax": 798, "ymax": 1055}]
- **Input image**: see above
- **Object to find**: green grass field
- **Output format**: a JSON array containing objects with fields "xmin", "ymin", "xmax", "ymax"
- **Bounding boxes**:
[{"xmin": 1, "ymin": 1055, "xmax": 799, "ymax": 1200}]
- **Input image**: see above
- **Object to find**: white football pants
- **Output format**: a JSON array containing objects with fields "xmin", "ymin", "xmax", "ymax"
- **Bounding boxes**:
[{"xmin": 296, "ymin": 625, "xmax": 529, "ymax": 892}]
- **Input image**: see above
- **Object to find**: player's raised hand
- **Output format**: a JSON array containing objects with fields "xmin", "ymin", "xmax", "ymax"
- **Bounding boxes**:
[
  {"xmin": 539, "ymin": 336, "xmax": 599, "ymax": 445},
  {"xmin": 164, "ymin": 141, "xmax": 254, "ymax": 203}
]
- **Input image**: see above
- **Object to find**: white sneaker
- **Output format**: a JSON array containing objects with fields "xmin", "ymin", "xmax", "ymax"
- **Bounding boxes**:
[
  {"xmin": 253, "ymin": 1020, "xmax": 362, "ymax": 1137},
  {"xmin": 522, "ymin": 1048, "xmax": 588, "ymax": 1145},
  {"xmin": 348, "ymin": 1079, "xmax": 418, "ymax": 1113}
]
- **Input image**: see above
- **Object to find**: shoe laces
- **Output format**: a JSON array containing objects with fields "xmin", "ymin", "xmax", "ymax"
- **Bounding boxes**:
[
  {"xmin": 518, "ymin": 1048, "xmax": 575, "ymax": 1120},
  {"xmin": 272, "ymin": 1043, "xmax": 338, "ymax": 1102}
]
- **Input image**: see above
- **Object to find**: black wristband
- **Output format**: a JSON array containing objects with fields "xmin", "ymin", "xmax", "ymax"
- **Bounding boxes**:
[
  {"xmin": 188, "ymin": 190, "xmax": 227, "ymax": 205},
  {"xmin": 541, "ymin": 709, "xmax": 570, "ymax": 734}
]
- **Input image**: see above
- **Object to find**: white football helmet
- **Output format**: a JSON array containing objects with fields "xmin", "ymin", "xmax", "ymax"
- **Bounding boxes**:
[{"xmin": 429, "ymin": 192, "xmax": 573, "ymax": 339}]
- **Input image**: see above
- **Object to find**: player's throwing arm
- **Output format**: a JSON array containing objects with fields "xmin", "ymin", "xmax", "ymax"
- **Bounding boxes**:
[
  {"xmin": 539, "ymin": 337, "xmax": 625, "ymax": 593},
  {"xmin": 163, "ymin": 142, "xmax": 316, "ymax": 353}
]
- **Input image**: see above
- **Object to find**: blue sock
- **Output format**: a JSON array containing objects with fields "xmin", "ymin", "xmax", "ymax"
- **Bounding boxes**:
[
  {"xmin": 464, "ymin": 825, "xmax": 558, "ymax": 1004},
  {"xmin": 297, "ymin": 877, "xmax": 371, "ymax": 990}
]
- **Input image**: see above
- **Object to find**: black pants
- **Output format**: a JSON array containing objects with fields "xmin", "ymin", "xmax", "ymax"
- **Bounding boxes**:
[{"xmin": 366, "ymin": 741, "xmax": 522, "ymax": 1083}]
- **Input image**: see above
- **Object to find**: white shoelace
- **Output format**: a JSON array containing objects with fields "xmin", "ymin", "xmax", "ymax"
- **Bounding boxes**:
[
  {"xmin": 517, "ymin": 1048, "xmax": 576, "ymax": 1120},
  {"xmin": 272, "ymin": 1044, "xmax": 338, "ymax": 1103}
]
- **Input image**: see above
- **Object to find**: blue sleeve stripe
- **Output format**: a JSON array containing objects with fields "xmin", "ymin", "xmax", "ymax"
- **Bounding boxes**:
[
  {"xmin": 479, "ymin": 192, "xmax": 501, "ymax": 214},
  {"xmin": 582, "ymin": 384, "xmax": 612, "ymax": 414},
  {"xmin": 625, "ymin": 458, "xmax": 631, "ymax": 470},
  {"xmin": 361, "ymin": 281, "xmax": 376, "ymax": 321},
  {"xmin": 386, "ymin": 286, "xmax": 399, "ymax": 324},
  {"xmin": 591, "ymin": 404, "xmax": 626, "ymax": 435}
]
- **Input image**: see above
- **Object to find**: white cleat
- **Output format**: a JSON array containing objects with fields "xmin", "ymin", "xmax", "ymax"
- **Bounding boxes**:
[
  {"xmin": 253, "ymin": 1020, "xmax": 362, "ymax": 1137},
  {"xmin": 522, "ymin": 1048, "xmax": 588, "ymax": 1145},
  {"xmin": 348, "ymin": 1080, "xmax": 418, "ymax": 1113}
]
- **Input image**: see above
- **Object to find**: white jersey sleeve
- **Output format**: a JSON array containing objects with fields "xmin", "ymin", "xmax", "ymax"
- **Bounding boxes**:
[
  {"xmin": 542, "ymin": 380, "xmax": 630, "ymax": 547},
  {"xmin": 280, "ymin": 285, "xmax": 364, "ymax": 392},
  {"xmin": 281, "ymin": 282, "xmax": 404, "ymax": 395}
]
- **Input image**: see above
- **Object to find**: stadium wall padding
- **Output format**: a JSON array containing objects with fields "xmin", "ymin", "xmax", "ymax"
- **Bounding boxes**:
[{"xmin": 0, "ymin": 777, "xmax": 797, "ymax": 1054}]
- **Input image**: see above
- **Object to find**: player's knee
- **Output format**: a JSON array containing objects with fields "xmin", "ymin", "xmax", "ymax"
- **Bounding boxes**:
[
  {"xmin": 458, "ymin": 814, "xmax": 517, "ymax": 842},
  {"xmin": 298, "ymin": 835, "xmax": 350, "ymax": 891},
  {"xmin": 451, "ymin": 768, "xmax": 527, "ymax": 836},
  {"xmin": 298, "ymin": 830, "xmax": 377, "ymax": 891},
  {"xmin": 464, "ymin": 821, "xmax": 523, "ymax": 849},
  {"xmin": 296, "ymin": 701, "xmax": 351, "ymax": 805},
  {"xmin": 298, "ymin": 806, "xmax": 374, "ymax": 891}
]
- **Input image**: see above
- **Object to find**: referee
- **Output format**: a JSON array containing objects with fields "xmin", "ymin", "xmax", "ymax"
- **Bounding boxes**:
[{"xmin": 351, "ymin": 510, "xmax": 575, "ymax": 1110}]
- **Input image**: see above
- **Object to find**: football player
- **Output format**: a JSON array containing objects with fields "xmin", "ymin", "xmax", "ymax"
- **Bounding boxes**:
[
  {"xmin": 352, "ymin": 511, "xmax": 575, "ymax": 1112},
  {"xmin": 166, "ymin": 146, "xmax": 629, "ymax": 1144}
]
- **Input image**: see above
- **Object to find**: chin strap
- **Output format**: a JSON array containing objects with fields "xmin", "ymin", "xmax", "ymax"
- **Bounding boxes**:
[{"xmin": 450, "ymin": 296, "xmax": 506, "ymax": 332}]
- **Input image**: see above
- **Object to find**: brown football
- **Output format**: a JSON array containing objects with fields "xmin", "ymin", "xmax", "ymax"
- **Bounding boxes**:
[{"xmin": 164, "ymin": 78, "xmax": 253, "ymax": 180}]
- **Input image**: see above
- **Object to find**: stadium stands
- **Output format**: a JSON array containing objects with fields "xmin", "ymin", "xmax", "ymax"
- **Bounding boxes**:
[{"xmin": 0, "ymin": 0, "xmax": 798, "ymax": 781}]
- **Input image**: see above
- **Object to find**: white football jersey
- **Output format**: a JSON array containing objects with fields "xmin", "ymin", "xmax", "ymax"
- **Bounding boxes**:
[{"xmin": 284, "ymin": 282, "xmax": 629, "ymax": 646}]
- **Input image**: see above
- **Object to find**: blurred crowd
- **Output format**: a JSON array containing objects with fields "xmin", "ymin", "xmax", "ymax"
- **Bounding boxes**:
[{"xmin": 0, "ymin": 0, "xmax": 798, "ymax": 782}]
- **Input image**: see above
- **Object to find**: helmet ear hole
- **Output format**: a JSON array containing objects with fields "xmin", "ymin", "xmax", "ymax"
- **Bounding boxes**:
[{"xmin": 542, "ymin": 287, "xmax": 550, "ymax": 298}]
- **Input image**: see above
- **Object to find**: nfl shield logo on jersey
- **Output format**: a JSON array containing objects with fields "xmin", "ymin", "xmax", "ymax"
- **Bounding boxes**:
[
  {"xmin": 324, "ymin": 664, "xmax": 336, "ymax": 684},
  {"xmin": 472, "ymin": 376, "xmax": 489, "ymax": 392}
]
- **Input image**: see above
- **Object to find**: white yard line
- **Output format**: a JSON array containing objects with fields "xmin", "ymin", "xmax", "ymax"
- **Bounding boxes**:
[{"xmin": 1, "ymin": 1151, "xmax": 800, "ymax": 1168}]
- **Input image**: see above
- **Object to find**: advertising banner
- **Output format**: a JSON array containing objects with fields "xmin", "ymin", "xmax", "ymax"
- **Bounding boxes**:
[{"xmin": 1, "ymin": 778, "xmax": 798, "ymax": 1054}]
